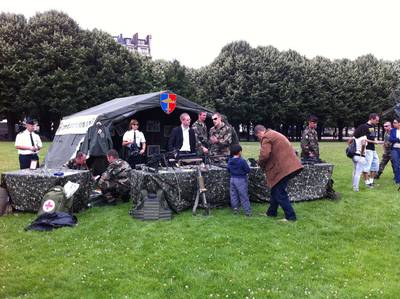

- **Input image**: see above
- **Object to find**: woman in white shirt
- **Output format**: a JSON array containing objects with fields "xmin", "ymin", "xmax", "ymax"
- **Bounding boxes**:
[
  {"xmin": 122, "ymin": 119, "xmax": 146, "ymax": 168},
  {"xmin": 352, "ymin": 135, "xmax": 368, "ymax": 192}
]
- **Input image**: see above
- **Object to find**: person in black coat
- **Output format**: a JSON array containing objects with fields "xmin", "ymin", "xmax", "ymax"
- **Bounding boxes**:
[{"xmin": 168, "ymin": 113, "xmax": 197, "ymax": 154}]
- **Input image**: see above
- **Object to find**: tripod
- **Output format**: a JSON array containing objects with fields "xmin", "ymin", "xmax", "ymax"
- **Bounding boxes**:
[{"xmin": 192, "ymin": 166, "xmax": 210, "ymax": 216}]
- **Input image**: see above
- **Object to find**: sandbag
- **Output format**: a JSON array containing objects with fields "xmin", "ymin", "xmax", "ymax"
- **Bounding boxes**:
[{"xmin": 0, "ymin": 187, "xmax": 12, "ymax": 216}]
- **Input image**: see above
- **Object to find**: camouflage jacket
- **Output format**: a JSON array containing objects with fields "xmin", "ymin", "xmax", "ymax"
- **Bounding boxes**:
[
  {"xmin": 383, "ymin": 132, "xmax": 391, "ymax": 155},
  {"xmin": 192, "ymin": 120, "xmax": 208, "ymax": 148},
  {"xmin": 64, "ymin": 159, "xmax": 88, "ymax": 171},
  {"xmin": 209, "ymin": 122, "xmax": 233, "ymax": 156},
  {"xmin": 98, "ymin": 158, "xmax": 131, "ymax": 192},
  {"xmin": 301, "ymin": 126, "xmax": 319, "ymax": 158}
]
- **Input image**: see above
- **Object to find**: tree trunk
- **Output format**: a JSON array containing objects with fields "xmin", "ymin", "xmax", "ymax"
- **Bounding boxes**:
[
  {"xmin": 317, "ymin": 124, "xmax": 323, "ymax": 141},
  {"xmin": 38, "ymin": 112, "xmax": 52, "ymax": 140},
  {"xmin": 337, "ymin": 120, "xmax": 344, "ymax": 141},
  {"xmin": 6, "ymin": 112, "xmax": 17, "ymax": 141},
  {"xmin": 281, "ymin": 124, "xmax": 288, "ymax": 138},
  {"xmin": 296, "ymin": 123, "xmax": 302, "ymax": 141},
  {"xmin": 52, "ymin": 118, "xmax": 60, "ymax": 138}
]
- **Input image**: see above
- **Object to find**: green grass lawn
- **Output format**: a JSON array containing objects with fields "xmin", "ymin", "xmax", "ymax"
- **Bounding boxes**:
[{"xmin": 1, "ymin": 141, "xmax": 399, "ymax": 298}]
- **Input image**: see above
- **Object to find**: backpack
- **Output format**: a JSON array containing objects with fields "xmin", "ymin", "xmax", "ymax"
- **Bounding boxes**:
[
  {"xmin": 37, "ymin": 186, "xmax": 73, "ymax": 216},
  {"xmin": 345, "ymin": 139, "xmax": 357, "ymax": 158}
]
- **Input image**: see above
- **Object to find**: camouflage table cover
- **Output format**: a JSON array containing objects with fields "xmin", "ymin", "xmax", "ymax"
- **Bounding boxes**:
[
  {"xmin": 131, "ymin": 163, "xmax": 334, "ymax": 213},
  {"xmin": 1, "ymin": 168, "xmax": 92, "ymax": 212},
  {"xmin": 131, "ymin": 165, "xmax": 230, "ymax": 213},
  {"xmin": 249, "ymin": 163, "xmax": 334, "ymax": 202}
]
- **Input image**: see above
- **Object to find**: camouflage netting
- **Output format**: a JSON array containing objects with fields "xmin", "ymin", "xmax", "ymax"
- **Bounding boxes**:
[
  {"xmin": 1, "ymin": 169, "xmax": 92, "ymax": 212},
  {"xmin": 249, "ymin": 163, "xmax": 334, "ymax": 202},
  {"xmin": 131, "ymin": 163, "xmax": 334, "ymax": 213},
  {"xmin": 1, "ymin": 163, "xmax": 333, "ymax": 214},
  {"xmin": 131, "ymin": 165, "xmax": 230, "ymax": 213}
]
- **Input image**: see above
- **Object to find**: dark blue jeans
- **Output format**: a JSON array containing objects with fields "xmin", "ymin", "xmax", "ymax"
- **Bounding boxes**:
[
  {"xmin": 19, "ymin": 154, "xmax": 39, "ymax": 169},
  {"xmin": 267, "ymin": 175, "xmax": 297, "ymax": 221},
  {"xmin": 391, "ymin": 148, "xmax": 400, "ymax": 184}
]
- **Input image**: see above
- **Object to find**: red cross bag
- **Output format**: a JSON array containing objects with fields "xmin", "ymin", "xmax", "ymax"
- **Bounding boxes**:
[{"xmin": 37, "ymin": 186, "xmax": 73, "ymax": 216}]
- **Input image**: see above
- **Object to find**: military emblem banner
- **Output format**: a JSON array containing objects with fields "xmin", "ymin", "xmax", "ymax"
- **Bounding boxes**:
[{"xmin": 160, "ymin": 93, "xmax": 177, "ymax": 114}]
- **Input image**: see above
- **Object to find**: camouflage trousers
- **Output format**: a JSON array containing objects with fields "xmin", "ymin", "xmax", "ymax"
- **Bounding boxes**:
[
  {"xmin": 100, "ymin": 185, "xmax": 130, "ymax": 202},
  {"xmin": 378, "ymin": 152, "xmax": 394, "ymax": 176}
]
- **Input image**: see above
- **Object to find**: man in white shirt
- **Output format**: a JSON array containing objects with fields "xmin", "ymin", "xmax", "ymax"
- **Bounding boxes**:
[
  {"xmin": 15, "ymin": 119, "xmax": 42, "ymax": 169},
  {"xmin": 168, "ymin": 113, "xmax": 197, "ymax": 155},
  {"xmin": 122, "ymin": 119, "xmax": 146, "ymax": 168}
]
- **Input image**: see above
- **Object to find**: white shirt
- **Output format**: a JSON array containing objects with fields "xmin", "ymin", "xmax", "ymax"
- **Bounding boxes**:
[
  {"xmin": 15, "ymin": 129, "xmax": 42, "ymax": 155},
  {"xmin": 122, "ymin": 130, "xmax": 146, "ymax": 147},
  {"xmin": 180, "ymin": 125, "xmax": 191, "ymax": 151},
  {"xmin": 355, "ymin": 135, "xmax": 367, "ymax": 155}
]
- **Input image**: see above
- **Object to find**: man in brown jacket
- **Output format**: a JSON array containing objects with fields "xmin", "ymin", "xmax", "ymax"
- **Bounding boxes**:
[{"xmin": 254, "ymin": 125, "xmax": 303, "ymax": 221}]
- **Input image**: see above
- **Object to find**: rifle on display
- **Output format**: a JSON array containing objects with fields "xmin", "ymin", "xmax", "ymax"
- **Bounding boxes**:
[{"xmin": 168, "ymin": 151, "xmax": 203, "ymax": 166}]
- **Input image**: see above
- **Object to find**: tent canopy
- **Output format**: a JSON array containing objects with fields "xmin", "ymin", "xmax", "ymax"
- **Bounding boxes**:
[{"xmin": 45, "ymin": 91, "xmax": 214, "ymax": 168}]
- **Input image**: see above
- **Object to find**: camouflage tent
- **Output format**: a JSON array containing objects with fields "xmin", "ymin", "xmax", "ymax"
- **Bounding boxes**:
[{"xmin": 45, "ymin": 91, "xmax": 214, "ymax": 168}]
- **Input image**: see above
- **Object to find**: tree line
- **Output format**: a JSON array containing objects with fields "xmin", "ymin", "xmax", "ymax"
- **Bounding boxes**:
[{"xmin": 1, "ymin": 11, "xmax": 400, "ymax": 140}]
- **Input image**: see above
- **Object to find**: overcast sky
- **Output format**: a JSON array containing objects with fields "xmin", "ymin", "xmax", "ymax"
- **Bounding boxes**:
[{"xmin": 2, "ymin": 0, "xmax": 400, "ymax": 68}]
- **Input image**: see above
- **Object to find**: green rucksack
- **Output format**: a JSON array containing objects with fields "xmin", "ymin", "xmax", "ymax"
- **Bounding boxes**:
[{"xmin": 37, "ymin": 186, "xmax": 73, "ymax": 216}]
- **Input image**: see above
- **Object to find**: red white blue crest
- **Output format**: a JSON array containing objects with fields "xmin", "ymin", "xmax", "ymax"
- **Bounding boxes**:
[{"xmin": 160, "ymin": 93, "xmax": 177, "ymax": 114}]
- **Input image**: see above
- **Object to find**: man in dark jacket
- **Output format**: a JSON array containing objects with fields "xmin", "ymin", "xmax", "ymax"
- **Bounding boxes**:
[
  {"xmin": 81, "ymin": 121, "xmax": 113, "ymax": 176},
  {"xmin": 168, "ymin": 113, "xmax": 197, "ymax": 155}
]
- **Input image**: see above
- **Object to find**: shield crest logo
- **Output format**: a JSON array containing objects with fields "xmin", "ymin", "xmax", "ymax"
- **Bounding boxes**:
[{"xmin": 160, "ymin": 93, "xmax": 177, "ymax": 114}]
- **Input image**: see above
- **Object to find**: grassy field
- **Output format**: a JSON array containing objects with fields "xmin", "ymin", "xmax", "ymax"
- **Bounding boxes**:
[{"xmin": 0, "ymin": 141, "xmax": 399, "ymax": 298}]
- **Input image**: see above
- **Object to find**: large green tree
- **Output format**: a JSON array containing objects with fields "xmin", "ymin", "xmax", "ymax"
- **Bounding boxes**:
[
  {"xmin": 2, "ymin": 10, "xmax": 400, "ymax": 141},
  {"xmin": 201, "ymin": 41, "xmax": 258, "ymax": 135},
  {"xmin": 0, "ymin": 13, "xmax": 28, "ymax": 139},
  {"xmin": 19, "ymin": 11, "xmax": 148, "ymax": 138}
]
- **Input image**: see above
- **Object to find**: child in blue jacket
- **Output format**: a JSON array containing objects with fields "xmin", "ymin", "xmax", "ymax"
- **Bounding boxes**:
[{"xmin": 227, "ymin": 144, "xmax": 252, "ymax": 216}]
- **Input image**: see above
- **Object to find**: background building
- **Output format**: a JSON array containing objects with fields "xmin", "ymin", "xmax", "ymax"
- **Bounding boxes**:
[{"xmin": 113, "ymin": 33, "xmax": 151, "ymax": 57}]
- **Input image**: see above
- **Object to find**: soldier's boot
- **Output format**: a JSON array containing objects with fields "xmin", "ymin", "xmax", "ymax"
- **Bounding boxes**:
[
  {"xmin": 90, "ymin": 193, "xmax": 117, "ymax": 206},
  {"xmin": 326, "ymin": 179, "xmax": 341, "ymax": 200},
  {"xmin": 121, "ymin": 192, "xmax": 130, "ymax": 203}
]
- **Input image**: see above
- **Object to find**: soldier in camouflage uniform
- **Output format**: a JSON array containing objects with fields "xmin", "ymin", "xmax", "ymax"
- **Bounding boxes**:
[
  {"xmin": 209, "ymin": 112, "xmax": 233, "ymax": 164},
  {"xmin": 300, "ymin": 115, "xmax": 340, "ymax": 199},
  {"xmin": 376, "ymin": 121, "xmax": 394, "ymax": 179},
  {"xmin": 63, "ymin": 152, "xmax": 89, "ymax": 170},
  {"xmin": 301, "ymin": 115, "xmax": 319, "ymax": 160},
  {"xmin": 98, "ymin": 149, "xmax": 132, "ymax": 204},
  {"xmin": 191, "ymin": 111, "xmax": 209, "ymax": 155}
]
